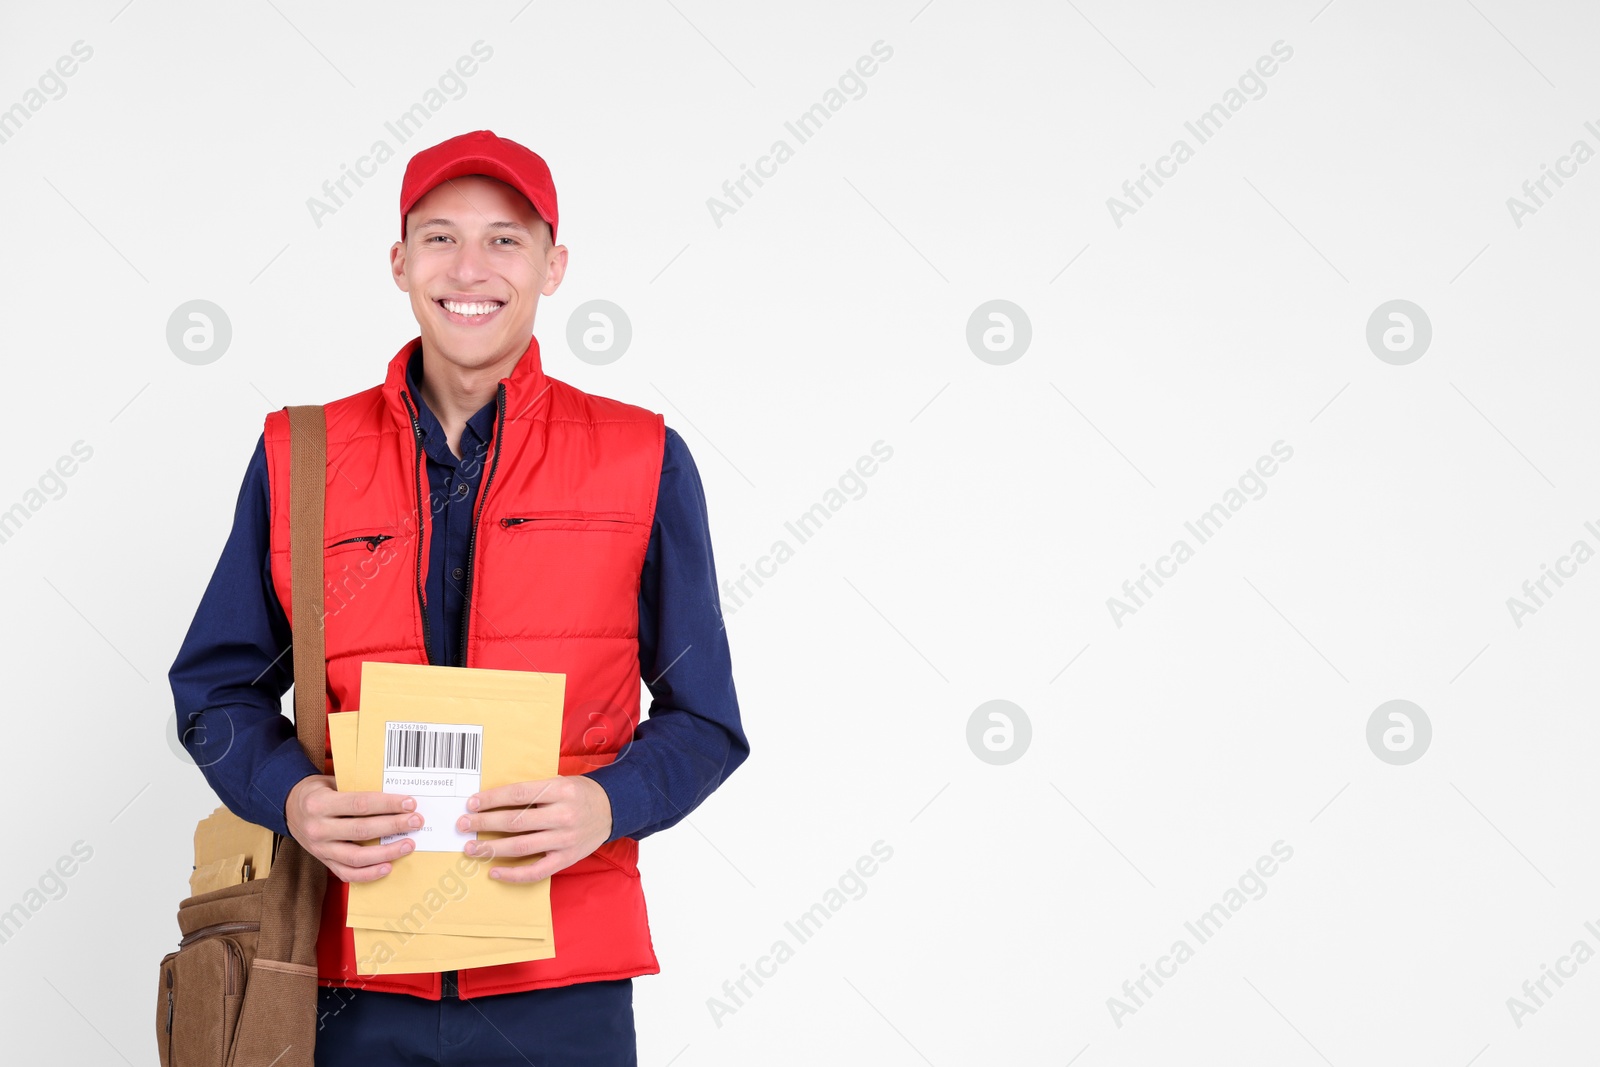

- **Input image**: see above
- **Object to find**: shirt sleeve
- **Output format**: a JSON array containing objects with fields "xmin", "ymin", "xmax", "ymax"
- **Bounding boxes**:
[
  {"xmin": 169, "ymin": 434, "xmax": 319, "ymax": 839},
  {"xmin": 584, "ymin": 426, "xmax": 751, "ymax": 842}
]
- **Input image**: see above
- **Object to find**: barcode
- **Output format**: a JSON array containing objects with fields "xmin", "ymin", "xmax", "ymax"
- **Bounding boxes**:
[{"xmin": 385, "ymin": 727, "xmax": 481, "ymax": 772}]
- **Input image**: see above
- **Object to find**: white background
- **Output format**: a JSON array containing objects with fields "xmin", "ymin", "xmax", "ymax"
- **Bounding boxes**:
[{"xmin": 1, "ymin": 1, "xmax": 1597, "ymax": 1064}]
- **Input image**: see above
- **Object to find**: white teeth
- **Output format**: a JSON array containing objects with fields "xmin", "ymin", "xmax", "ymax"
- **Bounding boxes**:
[{"xmin": 441, "ymin": 300, "xmax": 503, "ymax": 317}]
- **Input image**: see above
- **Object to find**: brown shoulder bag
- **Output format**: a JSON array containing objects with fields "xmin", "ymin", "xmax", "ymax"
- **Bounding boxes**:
[{"xmin": 157, "ymin": 405, "xmax": 330, "ymax": 1066}]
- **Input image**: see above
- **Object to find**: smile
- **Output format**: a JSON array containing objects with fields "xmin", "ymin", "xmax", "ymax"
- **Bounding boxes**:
[{"xmin": 437, "ymin": 298, "xmax": 505, "ymax": 324}]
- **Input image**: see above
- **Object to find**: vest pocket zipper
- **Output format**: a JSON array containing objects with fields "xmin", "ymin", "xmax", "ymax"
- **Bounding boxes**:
[
  {"xmin": 327, "ymin": 534, "xmax": 394, "ymax": 551},
  {"xmin": 500, "ymin": 516, "xmax": 635, "ymax": 528}
]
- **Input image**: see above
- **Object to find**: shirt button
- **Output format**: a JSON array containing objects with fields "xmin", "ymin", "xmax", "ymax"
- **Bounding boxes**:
[
  {"xmin": 452, "ymin": 567, "xmax": 465, "ymax": 581},
  {"xmin": 456, "ymin": 483, "xmax": 469, "ymax": 498}
]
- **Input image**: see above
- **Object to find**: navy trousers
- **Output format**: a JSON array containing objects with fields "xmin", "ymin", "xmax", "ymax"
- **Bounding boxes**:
[{"xmin": 313, "ymin": 975, "xmax": 637, "ymax": 1066}]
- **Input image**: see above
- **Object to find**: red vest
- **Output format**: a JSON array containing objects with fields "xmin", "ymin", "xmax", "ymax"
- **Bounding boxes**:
[{"xmin": 262, "ymin": 334, "xmax": 664, "ymax": 999}]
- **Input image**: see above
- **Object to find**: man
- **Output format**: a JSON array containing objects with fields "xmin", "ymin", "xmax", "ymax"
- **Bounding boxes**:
[{"xmin": 169, "ymin": 130, "xmax": 750, "ymax": 1065}]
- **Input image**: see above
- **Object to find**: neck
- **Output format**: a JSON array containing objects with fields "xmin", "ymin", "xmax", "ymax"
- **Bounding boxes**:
[{"xmin": 416, "ymin": 339, "xmax": 524, "ymax": 457}]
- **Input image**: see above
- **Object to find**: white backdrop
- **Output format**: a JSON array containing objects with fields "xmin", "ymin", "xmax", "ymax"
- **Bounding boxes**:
[{"xmin": 2, "ymin": 1, "xmax": 1597, "ymax": 1063}]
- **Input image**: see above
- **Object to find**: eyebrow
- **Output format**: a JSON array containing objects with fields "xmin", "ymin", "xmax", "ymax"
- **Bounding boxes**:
[{"xmin": 413, "ymin": 218, "xmax": 533, "ymax": 235}]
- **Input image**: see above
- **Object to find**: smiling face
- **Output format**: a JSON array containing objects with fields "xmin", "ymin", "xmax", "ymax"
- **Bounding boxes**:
[{"xmin": 390, "ymin": 174, "xmax": 567, "ymax": 378}]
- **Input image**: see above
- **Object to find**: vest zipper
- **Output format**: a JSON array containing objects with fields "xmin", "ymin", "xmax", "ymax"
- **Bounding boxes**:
[
  {"xmin": 328, "ymin": 534, "xmax": 394, "ymax": 551},
  {"xmin": 500, "ymin": 516, "xmax": 632, "ymax": 528},
  {"xmin": 400, "ymin": 389, "xmax": 437, "ymax": 665},
  {"xmin": 458, "ymin": 385, "xmax": 508, "ymax": 667}
]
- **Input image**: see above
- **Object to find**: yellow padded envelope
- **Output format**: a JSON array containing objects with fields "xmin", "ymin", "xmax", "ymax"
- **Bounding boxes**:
[
  {"xmin": 334, "ymin": 661, "xmax": 566, "ymax": 971},
  {"xmin": 193, "ymin": 804, "xmax": 274, "ymax": 881},
  {"xmin": 328, "ymin": 711, "xmax": 555, "ymax": 974}
]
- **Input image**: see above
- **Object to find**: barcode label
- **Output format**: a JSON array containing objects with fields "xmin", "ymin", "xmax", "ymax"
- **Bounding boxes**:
[
  {"xmin": 381, "ymin": 721, "xmax": 484, "ymax": 854},
  {"xmin": 385, "ymin": 724, "xmax": 482, "ymax": 771}
]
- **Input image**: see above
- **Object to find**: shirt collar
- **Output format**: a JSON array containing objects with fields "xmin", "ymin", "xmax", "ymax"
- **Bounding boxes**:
[
  {"xmin": 404, "ymin": 348, "xmax": 498, "ymax": 469},
  {"xmin": 382, "ymin": 333, "xmax": 549, "ymax": 444}
]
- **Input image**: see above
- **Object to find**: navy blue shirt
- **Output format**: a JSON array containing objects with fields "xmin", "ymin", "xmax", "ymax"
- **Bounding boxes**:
[{"xmin": 169, "ymin": 352, "xmax": 749, "ymax": 845}]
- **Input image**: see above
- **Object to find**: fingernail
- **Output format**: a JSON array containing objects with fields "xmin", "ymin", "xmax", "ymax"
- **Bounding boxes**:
[
  {"xmin": 464, "ymin": 841, "xmax": 476, "ymax": 855},
  {"xmin": 409, "ymin": 815, "xmax": 423, "ymax": 828},
  {"xmin": 457, "ymin": 816, "xmax": 470, "ymax": 832},
  {"xmin": 402, "ymin": 798, "xmax": 416, "ymax": 811},
  {"xmin": 467, "ymin": 796, "xmax": 480, "ymax": 812}
]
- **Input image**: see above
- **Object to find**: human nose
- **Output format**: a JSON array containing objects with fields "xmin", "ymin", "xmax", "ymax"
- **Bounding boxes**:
[{"xmin": 446, "ymin": 237, "xmax": 492, "ymax": 286}]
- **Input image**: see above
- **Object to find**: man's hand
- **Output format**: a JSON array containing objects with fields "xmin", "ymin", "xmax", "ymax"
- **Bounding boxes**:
[
  {"xmin": 286, "ymin": 774, "xmax": 421, "ymax": 883},
  {"xmin": 456, "ymin": 775, "xmax": 613, "ymax": 883}
]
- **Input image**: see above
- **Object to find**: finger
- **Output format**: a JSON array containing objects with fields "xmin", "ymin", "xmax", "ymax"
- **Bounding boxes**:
[
  {"xmin": 468, "ymin": 778, "xmax": 561, "ymax": 813},
  {"xmin": 328, "ymin": 810, "xmax": 426, "ymax": 844},
  {"xmin": 329, "ymin": 859, "xmax": 394, "ymax": 884},
  {"xmin": 467, "ymin": 829, "xmax": 559, "ymax": 861},
  {"xmin": 321, "ymin": 789, "xmax": 417, "ymax": 818},
  {"xmin": 319, "ymin": 847, "xmax": 402, "ymax": 883},
  {"xmin": 488, "ymin": 850, "xmax": 570, "ymax": 884},
  {"xmin": 460, "ymin": 806, "xmax": 559, "ymax": 836},
  {"xmin": 324, "ymin": 838, "xmax": 416, "ymax": 870}
]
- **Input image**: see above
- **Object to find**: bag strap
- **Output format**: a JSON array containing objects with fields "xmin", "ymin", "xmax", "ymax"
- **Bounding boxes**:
[
  {"xmin": 254, "ymin": 405, "xmax": 330, "ymax": 970},
  {"xmin": 288, "ymin": 405, "xmax": 329, "ymax": 770}
]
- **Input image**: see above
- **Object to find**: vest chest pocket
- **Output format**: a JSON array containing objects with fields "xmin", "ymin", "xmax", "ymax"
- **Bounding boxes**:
[
  {"xmin": 483, "ymin": 511, "xmax": 649, "ymax": 631},
  {"xmin": 321, "ymin": 530, "xmax": 409, "ymax": 653},
  {"xmin": 323, "ymin": 531, "xmax": 404, "ymax": 603}
]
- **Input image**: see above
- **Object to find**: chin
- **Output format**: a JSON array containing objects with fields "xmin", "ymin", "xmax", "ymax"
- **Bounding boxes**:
[
  {"xmin": 431, "ymin": 331, "xmax": 517, "ymax": 367},
  {"xmin": 435, "ymin": 337, "xmax": 502, "ymax": 364}
]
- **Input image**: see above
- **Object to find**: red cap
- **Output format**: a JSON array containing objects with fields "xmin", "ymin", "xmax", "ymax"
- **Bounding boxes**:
[{"xmin": 399, "ymin": 129, "xmax": 559, "ymax": 243}]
